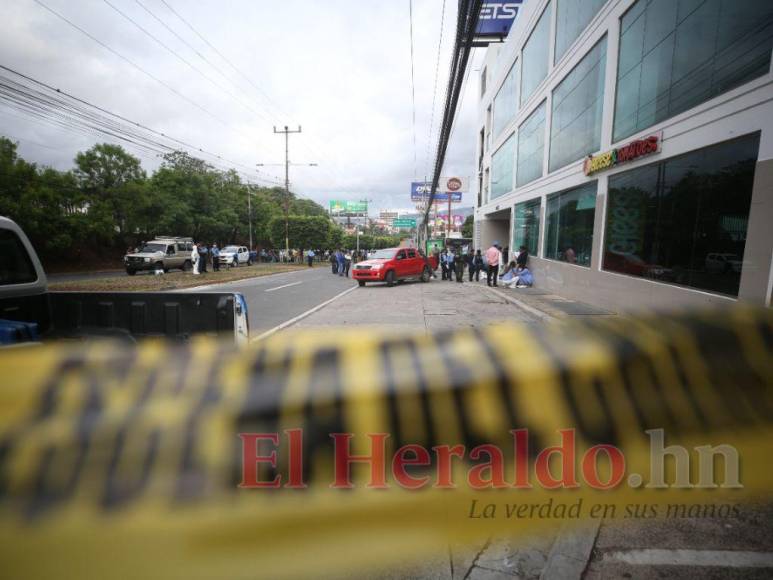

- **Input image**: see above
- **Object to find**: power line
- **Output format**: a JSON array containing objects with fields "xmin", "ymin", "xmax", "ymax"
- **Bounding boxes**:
[
  {"xmin": 0, "ymin": 64, "xmax": 283, "ymax": 185},
  {"xmin": 155, "ymin": 0, "xmax": 344, "ymax": 187},
  {"xmin": 421, "ymin": 0, "xmax": 483, "ymax": 238},
  {"xmin": 425, "ymin": 0, "xmax": 448, "ymax": 183},
  {"xmin": 408, "ymin": 0, "xmax": 418, "ymax": 179},
  {"xmin": 102, "ymin": 0, "xmax": 276, "ymax": 129}
]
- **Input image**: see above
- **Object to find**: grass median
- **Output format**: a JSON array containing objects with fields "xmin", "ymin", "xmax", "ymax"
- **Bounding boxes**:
[{"xmin": 49, "ymin": 263, "xmax": 307, "ymax": 292}]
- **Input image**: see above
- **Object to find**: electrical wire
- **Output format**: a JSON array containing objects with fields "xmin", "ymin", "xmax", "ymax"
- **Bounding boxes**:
[{"xmin": 408, "ymin": 0, "xmax": 418, "ymax": 180}]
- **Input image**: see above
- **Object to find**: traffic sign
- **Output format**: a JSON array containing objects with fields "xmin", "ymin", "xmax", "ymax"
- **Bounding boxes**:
[{"xmin": 393, "ymin": 218, "xmax": 416, "ymax": 229}]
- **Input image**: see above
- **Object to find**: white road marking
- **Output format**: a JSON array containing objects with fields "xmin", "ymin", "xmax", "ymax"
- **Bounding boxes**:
[
  {"xmin": 264, "ymin": 281, "xmax": 303, "ymax": 292},
  {"xmin": 251, "ymin": 284, "xmax": 358, "ymax": 342},
  {"xmin": 603, "ymin": 549, "xmax": 773, "ymax": 568}
]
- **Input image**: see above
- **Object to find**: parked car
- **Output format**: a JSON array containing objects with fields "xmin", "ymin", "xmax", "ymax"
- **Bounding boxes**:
[
  {"xmin": 124, "ymin": 237, "xmax": 192, "ymax": 275},
  {"xmin": 705, "ymin": 253, "xmax": 743, "ymax": 274},
  {"xmin": 352, "ymin": 247, "xmax": 432, "ymax": 287},
  {"xmin": 0, "ymin": 217, "xmax": 249, "ymax": 346},
  {"xmin": 219, "ymin": 246, "xmax": 251, "ymax": 267}
]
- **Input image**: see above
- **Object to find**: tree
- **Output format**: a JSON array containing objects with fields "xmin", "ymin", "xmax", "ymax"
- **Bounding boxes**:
[
  {"xmin": 74, "ymin": 144, "xmax": 147, "ymax": 240},
  {"xmin": 268, "ymin": 215, "xmax": 331, "ymax": 250},
  {"xmin": 462, "ymin": 215, "xmax": 474, "ymax": 238}
]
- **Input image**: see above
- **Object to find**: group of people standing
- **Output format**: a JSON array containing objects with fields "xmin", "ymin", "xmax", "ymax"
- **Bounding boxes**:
[
  {"xmin": 434, "ymin": 242, "xmax": 533, "ymax": 288},
  {"xmin": 328, "ymin": 249, "xmax": 352, "ymax": 277},
  {"xmin": 190, "ymin": 242, "xmax": 221, "ymax": 275}
]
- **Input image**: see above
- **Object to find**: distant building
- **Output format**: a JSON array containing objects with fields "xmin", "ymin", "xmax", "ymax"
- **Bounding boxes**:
[{"xmin": 474, "ymin": 0, "xmax": 773, "ymax": 310}]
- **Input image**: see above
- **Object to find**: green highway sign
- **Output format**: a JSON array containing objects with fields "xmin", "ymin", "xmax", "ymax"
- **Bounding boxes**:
[{"xmin": 392, "ymin": 218, "xmax": 416, "ymax": 228}]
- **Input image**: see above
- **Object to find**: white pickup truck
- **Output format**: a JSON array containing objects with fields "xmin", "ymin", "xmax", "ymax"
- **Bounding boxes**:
[{"xmin": 0, "ymin": 216, "xmax": 249, "ymax": 346}]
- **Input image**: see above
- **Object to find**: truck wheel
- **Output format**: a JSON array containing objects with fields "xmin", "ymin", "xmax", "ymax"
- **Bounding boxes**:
[
  {"xmin": 385, "ymin": 270, "xmax": 396, "ymax": 287},
  {"xmin": 126, "ymin": 269, "xmax": 136, "ymax": 276},
  {"xmin": 358, "ymin": 280, "xmax": 365, "ymax": 287},
  {"xmin": 182, "ymin": 260, "xmax": 192, "ymax": 272},
  {"xmin": 232, "ymin": 259, "xmax": 238, "ymax": 268},
  {"xmin": 155, "ymin": 262, "xmax": 163, "ymax": 272},
  {"xmin": 421, "ymin": 267, "xmax": 431, "ymax": 283}
]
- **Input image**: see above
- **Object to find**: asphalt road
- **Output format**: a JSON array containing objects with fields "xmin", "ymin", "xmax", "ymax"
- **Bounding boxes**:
[{"xmin": 190, "ymin": 264, "xmax": 356, "ymax": 335}]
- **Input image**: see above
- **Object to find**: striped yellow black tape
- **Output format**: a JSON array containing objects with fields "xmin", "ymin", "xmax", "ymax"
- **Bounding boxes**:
[{"xmin": 0, "ymin": 306, "xmax": 770, "ymax": 578}]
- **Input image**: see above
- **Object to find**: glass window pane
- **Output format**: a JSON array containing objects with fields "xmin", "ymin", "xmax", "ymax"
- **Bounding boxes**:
[
  {"xmin": 550, "ymin": 36, "xmax": 607, "ymax": 172},
  {"xmin": 613, "ymin": 0, "xmax": 773, "ymax": 142},
  {"xmin": 554, "ymin": 0, "xmax": 607, "ymax": 63},
  {"xmin": 491, "ymin": 133, "xmax": 515, "ymax": 199},
  {"xmin": 517, "ymin": 101, "xmax": 546, "ymax": 186},
  {"xmin": 521, "ymin": 2, "xmax": 552, "ymax": 106},
  {"xmin": 604, "ymin": 133, "xmax": 759, "ymax": 296},
  {"xmin": 544, "ymin": 181, "xmax": 597, "ymax": 266},
  {"xmin": 493, "ymin": 60, "xmax": 520, "ymax": 139},
  {"xmin": 513, "ymin": 198, "xmax": 541, "ymax": 256}
]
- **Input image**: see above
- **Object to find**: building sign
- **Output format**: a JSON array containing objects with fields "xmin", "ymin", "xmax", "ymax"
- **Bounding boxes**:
[
  {"xmin": 584, "ymin": 135, "xmax": 661, "ymax": 176},
  {"xmin": 393, "ymin": 218, "xmax": 417, "ymax": 229},
  {"xmin": 476, "ymin": 1, "xmax": 523, "ymax": 38},
  {"xmin": 329, "ymin": 200, "xmax": 368, "ymax": 215},
  {"xmin": 410, "ymin": 177, "xmax": 468, "ymax": 202}
]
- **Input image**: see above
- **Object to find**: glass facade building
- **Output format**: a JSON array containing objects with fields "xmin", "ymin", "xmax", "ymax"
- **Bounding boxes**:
[
  {"xmin": 491, "ymin": 133, "xmax": 515, "ymax": 199},
  {"xmin": 614, "ymin": 0, "xmax": 773, "ymax": 142},
  {"xmin": 513, "ymin": 198, "xmax": 541, "ymax": 256},
  {"xmin": 549, "ymin": 36, "xmax": 607, "ymax": 172},
  {"xmin": 493, "ymin": 60, "xmax": 519, "ymax": 140},
  {"xmin": 545, "ymin": 182, "xmax": 597, "ymax": 267},
  {"xmin": 521, "ymin": 2, "xmax": 552, "ymax": 105},
  {"xmin": 604, "ymin": 133, "xmax": 759, "ymax": 296},
  {"xmin": 516, "ymin": 100, "xmax": 546, "ymax": 186},
  {"xmin": 554, "ymin": 0, "xmax": 607, "ymax": 63},
  {"xmin": 475, "ymin": 0, "xmax": 772, "ymax": 309}
]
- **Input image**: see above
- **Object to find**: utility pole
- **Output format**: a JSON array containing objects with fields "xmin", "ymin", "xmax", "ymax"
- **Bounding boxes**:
[
  {"xmin": 274, "ymin": 125, "xmax": 301, "ymax": 258},
  {"xmin": 258, "ymin": 126, "xmax": 317, "ymax": 259}
]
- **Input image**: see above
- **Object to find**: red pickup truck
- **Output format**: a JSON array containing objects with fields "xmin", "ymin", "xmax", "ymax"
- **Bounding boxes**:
[{"xmin": 352, "ymin": 247, "xmax": 433, "ymax": 287}]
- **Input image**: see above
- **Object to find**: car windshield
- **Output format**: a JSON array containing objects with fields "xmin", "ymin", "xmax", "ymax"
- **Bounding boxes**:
[
  {"xmin": 139, "ymin": 243, "xmax": 165, "ymax": 253},
  {"xmin": 370, "ymin": 249, "xmax": 396, "ymax": 260},
  {"xmin": 223, "ymin": 246, "xmax": 239, "ymax": 253}
]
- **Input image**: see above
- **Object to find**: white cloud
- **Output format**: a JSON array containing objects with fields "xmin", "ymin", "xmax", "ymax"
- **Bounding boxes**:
[{"xmin": 0, "ymin": 0, "xmax": 482, "ymax": 211}]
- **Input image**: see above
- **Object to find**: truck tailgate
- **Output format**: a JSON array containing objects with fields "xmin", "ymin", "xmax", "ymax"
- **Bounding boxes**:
[{"xmin": 48, "ymin": 291, "xmax": 245, "ymax": 342}]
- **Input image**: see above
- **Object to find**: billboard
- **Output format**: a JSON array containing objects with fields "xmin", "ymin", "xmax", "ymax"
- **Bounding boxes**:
[
  {"xmin": 329, "ymin": 200, "xmax": 368, "ymax": 216},
  {"xmin": 410, "ymin": 176, "xmax": 468, "ymax": 203},
  {"xmin": 393, "ymin": 218, "xmax": 417, "ymax": 229},
  {"xmin": 476, "ymin": 1, "xmax": 523, "ymax": 38}
]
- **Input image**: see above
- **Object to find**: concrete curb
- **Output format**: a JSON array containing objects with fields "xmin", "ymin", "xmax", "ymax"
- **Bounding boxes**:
[
  {"xmin": 251, "ymin": 284, "xmax": 359, "ymax": 341},
  {"xmin": 540, "ymin": 521, "xmax": 601, "ymax": 580},
  {"xmin": 482, "ymin": 285, "xmax": 557, "ymax": 321}
]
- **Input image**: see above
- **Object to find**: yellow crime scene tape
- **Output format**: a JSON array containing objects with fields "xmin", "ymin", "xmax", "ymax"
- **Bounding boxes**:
[{"xmin": 0, "ymin": 306, "xmax": 771, "ymax": 578}]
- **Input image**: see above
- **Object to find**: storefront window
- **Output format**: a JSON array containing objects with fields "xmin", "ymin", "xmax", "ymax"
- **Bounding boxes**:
[
  {"xmin": 549, "ymin": 36, "xmax": 607, "ymax": 172},
  {"xmin": 613, "ymin": 0, "xmax": 773, "ymax": 143},
  {"xmin": 513, "ymin": 198, "xmax": 541, "ymax": 256},
  {"xmin": 554, "ymin": 0, "xmax": 607, "ymax": 63},
  {"xmin": 516, "ymin": 101, "xmax": 546, "ymax": 187},
  {"xmin": 491, "ymin": 133, "xmax": 515, "ymax": 199},
  {"xmin": 604, "ymin": 133, "xmax": 759, "ymax": 296},
  {"xmin": 493, "ymin": 60, "xmax": 520, "ymax": 139},
  {"xmin": 545, "ymin": 182, "xmax": 597, "ymax": 266},
  {"xmin": 521, "ymin": 2, "xmax": 552, "ymax": 106}
]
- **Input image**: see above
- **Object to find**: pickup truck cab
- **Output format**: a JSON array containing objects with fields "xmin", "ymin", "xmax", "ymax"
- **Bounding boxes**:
[
  {"xmin": 352, "ymin": 247, "xmax": 432, "ymax": 287},
  {"xmin": 0, "ymin": 217, "xmax": 249, "ymax": 345}
]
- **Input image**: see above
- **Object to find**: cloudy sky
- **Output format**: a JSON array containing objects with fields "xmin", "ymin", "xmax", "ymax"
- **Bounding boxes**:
[{"xmin": 0, "ymin": 0, "xmax": 484, "ymax": 213}]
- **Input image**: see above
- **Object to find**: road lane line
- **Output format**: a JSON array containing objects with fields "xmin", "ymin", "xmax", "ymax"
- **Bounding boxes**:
[
  {"xmin": 602, "ymin": 549, "xmax": 773, "ymax": 568},
  {"xmin": 265, "ymin": 281, "xmax": 303, "ymax": 292},
  {"xmin": 251, "ymin": 284, "xmax": 358, "ymax": 342}
]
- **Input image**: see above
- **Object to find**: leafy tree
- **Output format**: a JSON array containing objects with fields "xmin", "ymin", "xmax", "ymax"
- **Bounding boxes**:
[{"xmin": 462, "ymin": 215, "xmax": 474, "ymax": 238}]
